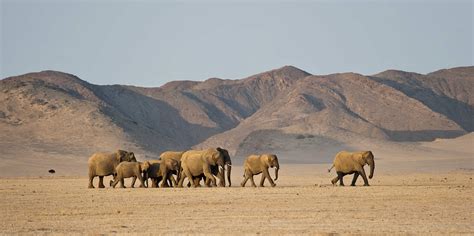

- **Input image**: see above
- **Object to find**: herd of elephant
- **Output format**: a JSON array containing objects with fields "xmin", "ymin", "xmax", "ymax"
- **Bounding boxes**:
[{"xmin": 87, "ymin": 148, "xmax": 375, "ymax": 189}]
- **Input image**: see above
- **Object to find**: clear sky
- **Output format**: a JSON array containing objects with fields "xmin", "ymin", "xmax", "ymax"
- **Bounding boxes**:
[{"xmin": 1, "ymin": 0, "xmax": 472, "ymax": 87}]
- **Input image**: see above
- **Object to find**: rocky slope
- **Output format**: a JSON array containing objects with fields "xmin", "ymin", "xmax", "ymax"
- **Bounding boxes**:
[{"xmin": 1, "ymin": 66, "xmax": 472, "ymax": 163}]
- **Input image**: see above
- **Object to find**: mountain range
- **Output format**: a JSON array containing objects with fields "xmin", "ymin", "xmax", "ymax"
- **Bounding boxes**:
[{"xmin": 1, "ymin": 65, "xmax": 473, "ymax": 167}]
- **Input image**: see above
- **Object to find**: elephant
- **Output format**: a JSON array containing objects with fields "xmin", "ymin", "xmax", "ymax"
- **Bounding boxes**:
[
  {"xmin": 87, "ymin": 150, "xmax": 137, "ymax": 188},
  {"xmin": 241, "ymin": 154, "xmax": 280, "ymax": 187},
  {"xmin": 158, "ymin": 151, "xmax": 185, "ymax": 187},
  {"xmin": 177, "ymin": 148, "xmax": 225, "ymax": 188},
  {"xmin": 145, "ymin": 159, "xmax": 181, "ymax": 188},
  {"xmin": 110, "ymin": 161, "xmax": 150, "ymax": 188},
  {"xmin": 193, "ymin": 147, "xmax": 232, "ymax": 187},
  {"xmin": 328, "ymin": 151, "xmax": 375, "ymax": 186}
]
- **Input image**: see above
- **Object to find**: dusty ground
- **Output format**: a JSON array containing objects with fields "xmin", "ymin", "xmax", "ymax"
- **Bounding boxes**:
[{"xmin": 1, "ymin": 165, "xmax": 472, "ymax": 235}]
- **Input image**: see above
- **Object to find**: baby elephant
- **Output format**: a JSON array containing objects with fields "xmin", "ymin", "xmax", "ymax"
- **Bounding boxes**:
[{"xmin": 110, "ymin": 161, "xmax": 150, "ymax": 188}]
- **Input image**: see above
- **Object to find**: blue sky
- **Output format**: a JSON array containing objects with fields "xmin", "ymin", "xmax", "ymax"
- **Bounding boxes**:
[{"xmin": 1, "ymin": 0, "xmax": 472, "ymax": 86}]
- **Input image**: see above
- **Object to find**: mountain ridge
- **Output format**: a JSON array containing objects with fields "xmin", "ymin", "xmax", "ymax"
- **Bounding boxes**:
[{"xmin": 1, "ymin": 65, "xmax": 472, "ymax": 162}]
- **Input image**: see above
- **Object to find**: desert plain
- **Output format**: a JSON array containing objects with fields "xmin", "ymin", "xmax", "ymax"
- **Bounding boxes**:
[{"xmin": 1, "ymin": 137, "xmax": 473, "ymax": 235}]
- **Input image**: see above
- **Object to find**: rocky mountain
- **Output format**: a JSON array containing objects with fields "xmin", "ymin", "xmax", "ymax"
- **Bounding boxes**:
[{"xmin": 1, "ymin": 66, "xmax": 472, "ymax": 165}]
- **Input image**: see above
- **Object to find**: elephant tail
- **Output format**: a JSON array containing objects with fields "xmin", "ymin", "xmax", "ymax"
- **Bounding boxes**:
[{"xmin": 328, "ymin": 164, "xmax": 334, "ymax": 173}]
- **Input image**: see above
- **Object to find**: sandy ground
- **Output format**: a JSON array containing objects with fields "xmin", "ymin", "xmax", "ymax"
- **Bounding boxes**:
[
  {"xmin": 1, "ymin": 135, "xmax": 473, "ymax": 234},
  {"xmin": 1, "ymin": 165, "xmax": 472, "ymax": 235}
]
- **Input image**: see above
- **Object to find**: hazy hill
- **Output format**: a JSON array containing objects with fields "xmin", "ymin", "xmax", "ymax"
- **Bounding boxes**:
[{"xmin": 1, "ymin": 66, "xmax": 472, "ymax": 169}]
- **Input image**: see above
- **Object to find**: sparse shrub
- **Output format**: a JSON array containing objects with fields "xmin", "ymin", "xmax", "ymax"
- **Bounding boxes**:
[
  {"xmin": 296, "ymin": 134, "xmax": 305, "ymax": 139},
  {"xmin": 307, "ymin": 134, "xmax": 315, "ymax": 138}
]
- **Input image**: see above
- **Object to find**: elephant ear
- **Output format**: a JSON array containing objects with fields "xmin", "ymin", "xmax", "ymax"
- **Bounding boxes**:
[
  {"xmin": 362, "ymin": 151, "xmax": 371, "ymax": 159},
  {"xmin": 116, "ymin": 150, "xmax": 127, "ymax": 161},
  {"xmin": 129, "ymin": 152, "xmax": 137, "ymax": 162},
  {"xmin": 142, "ymin": 161, "xmax": 150, "ymax": 171},
  {"xmin": 212, "ymin": 150, "xmax": 221, "ymax": 162},
  {"xmin": 364, "ymin": 151, "xmax": 374, "ymax": 160},
  {"xmin": 264, "ymin": 154, "xmax": 271, "ymax": 163}
]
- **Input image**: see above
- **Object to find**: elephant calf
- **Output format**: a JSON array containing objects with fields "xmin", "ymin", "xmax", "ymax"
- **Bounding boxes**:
[
  {"xmin": 110, "ymin": 161, "xmax": 150, "ymax": 188},
  {"xmin": 241, "ymin": 154, "xmax": 279, "ymax": 187},
  {"xmin": 146, "ymin": 159, "xmax": 180, "ymax": 188},
  {"xmin": 328, "ymin": 151, "xmax": 375, "ymax": 186}
]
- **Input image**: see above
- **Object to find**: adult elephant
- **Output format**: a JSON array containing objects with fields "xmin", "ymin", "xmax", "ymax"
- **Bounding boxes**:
[
  {"xmin": 145, "ymin": 159, "xmax": 181, "ymax": 188},
  {"xmin": 328, "ymin": 151, "xmax": 375, "ymax": 186},
  {"xmin": 177, "ymin": 148, "xmax": 225, "ymax": 188},
  {"xmin": 87, "ymin": 150, "xmax": 137, "ymax": 188},
  {"xmin": 195, "ymin": 147, "xmax": 232, "ymax": 187},
  {"xmin": 241, "ymin": 154, "xmax": 279, "ymax": 187}
]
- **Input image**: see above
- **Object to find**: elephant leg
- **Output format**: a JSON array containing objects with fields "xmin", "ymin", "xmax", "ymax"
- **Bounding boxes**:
[
  {"xmin": 162, "ymin": 178, "xmax": 170, "ymax": 187},
  {"xmin": 161, "ymin": 171, "xmax": 169, "ymax": 188},
  {"xmin": 131, "ymin": 176, "xmax": 137, "ymax": 188},
  {"xmin": 169, "ymin": 174, "xmax": 177, "ymax": 187},
  {"xmin": 331, "ymin": 176, "xmax": 339, "ymax": 185},
  {"xmin": 359, "ymin": 169, "xmax": 370, "ymax": 186},
  {"xmin": 249, "ymin": 174, "xmax": 257, "ymax": 187},
  {"xmin": 88, "ymin": 175, "xmax": 95, "ymax": 188},
  {"xmin": 152, "ymin": 178, "xmax": 158, "ymax": 188},
  {"xmin": 203, "ymin": 164, "xmax": 216, "ymax": 187},
  {"xmin": 138, "ymin": 175, "xmax": 146, "ymax": 188},
  {"xmin": 157, "ymin": 176, "xmax": 163, "ymax": 187},
  {"xmin": 111, "ymin": 177, "xmax": 120, "ymax": 188},
  {"xmin": 177, "ymin": 168, "xmax": 190, "ymax": 188},
  {"xmin": 195, "ymin": 177, "xmax": 203, "ymax": 187},
  {"xmin": 259, "ymin": 174, "xmax": 266, "ymax": 187},
  {"xmin": 241, "ymin": 175, "xmax": 250, "ymax": 187},
  {"xmin": 337, "ymin": 172, "xmax": 345, "ymax": 186},
  {"xmin": 120, "ymin": 178, "xmax": 126, "ymax": 188},
  {"xmin": 181, "ymin": 168, "xmax": 195, "ymax": 187},
  {"xmin": 160, "ymin": 173, "xmax": 168, "ymax": 188},
  {"xmin": 241, "ymin": 169, "xmax": 252, "ymax": 187},
  {"xmin": 351, "ymin": 173, "xmax": 360, "ymax": 186},
  {"xmin": 263, "ymin": 168, "xmax": 276, "ymax": 187},
  {"xmin": 98, "ymin": 176, "xmax": 105, "ymax": 188},
  {"xmin": 177, "ymin": 173, "xmax": 185, "ymax": 188}
]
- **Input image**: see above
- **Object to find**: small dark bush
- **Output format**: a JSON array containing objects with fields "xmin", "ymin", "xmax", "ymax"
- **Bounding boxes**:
[{"xmin": 296, "ymin": 134, "xmax": 305, "ymax": 139}]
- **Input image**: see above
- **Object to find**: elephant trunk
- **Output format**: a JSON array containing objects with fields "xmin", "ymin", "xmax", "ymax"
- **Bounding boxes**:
[
  {"xmin": 274, "ymin": 164, "xmax": 279, "ymax": 181},
  {"xmin": 219, "ymin": 165, "xmax": 225, "ymax": 187},
  {"xmin": 226, "ymin": 164, "xmax": 232, "ymax": 187},
  {"xmin": 369, "ymin": 161, "xmax": 375, "ymax": 179}
]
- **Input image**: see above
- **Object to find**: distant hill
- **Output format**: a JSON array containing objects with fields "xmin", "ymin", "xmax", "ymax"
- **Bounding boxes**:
[{"xmin": 1, "ymin": 66, "xmax": 473, "ymax": 165}]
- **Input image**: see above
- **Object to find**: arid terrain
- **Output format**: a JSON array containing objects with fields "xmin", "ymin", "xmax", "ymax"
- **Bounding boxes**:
[
  {"xmin": 1, "ymin": 168, "xmax": 472, "ymax": 234},
  {"xmin": 1, "ymin": 133, "xmax": 473, "ymax": 234},
  {"xmin": 1, "ymin": 66, "xmax": 473, "ymax": 234}
]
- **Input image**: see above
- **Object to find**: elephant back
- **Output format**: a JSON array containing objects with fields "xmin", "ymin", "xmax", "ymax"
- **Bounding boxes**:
[
  {"xmin": 116, "ymin": 162, "xmax": 141, "ymax": 178},
  {"xmin": 333, "ymin": 151, "xmax": 364, "ymax": 172},
  {"xmin": 88, "ymin": 152, "xmax": 121, "ymax": 176},
  {"xmin": 244, "ymin": 154, "xmax": 261, "ymax": 166},
  {"xmin": 159, "ymin": 151, "xmax": 184, "ymax": 162}
]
